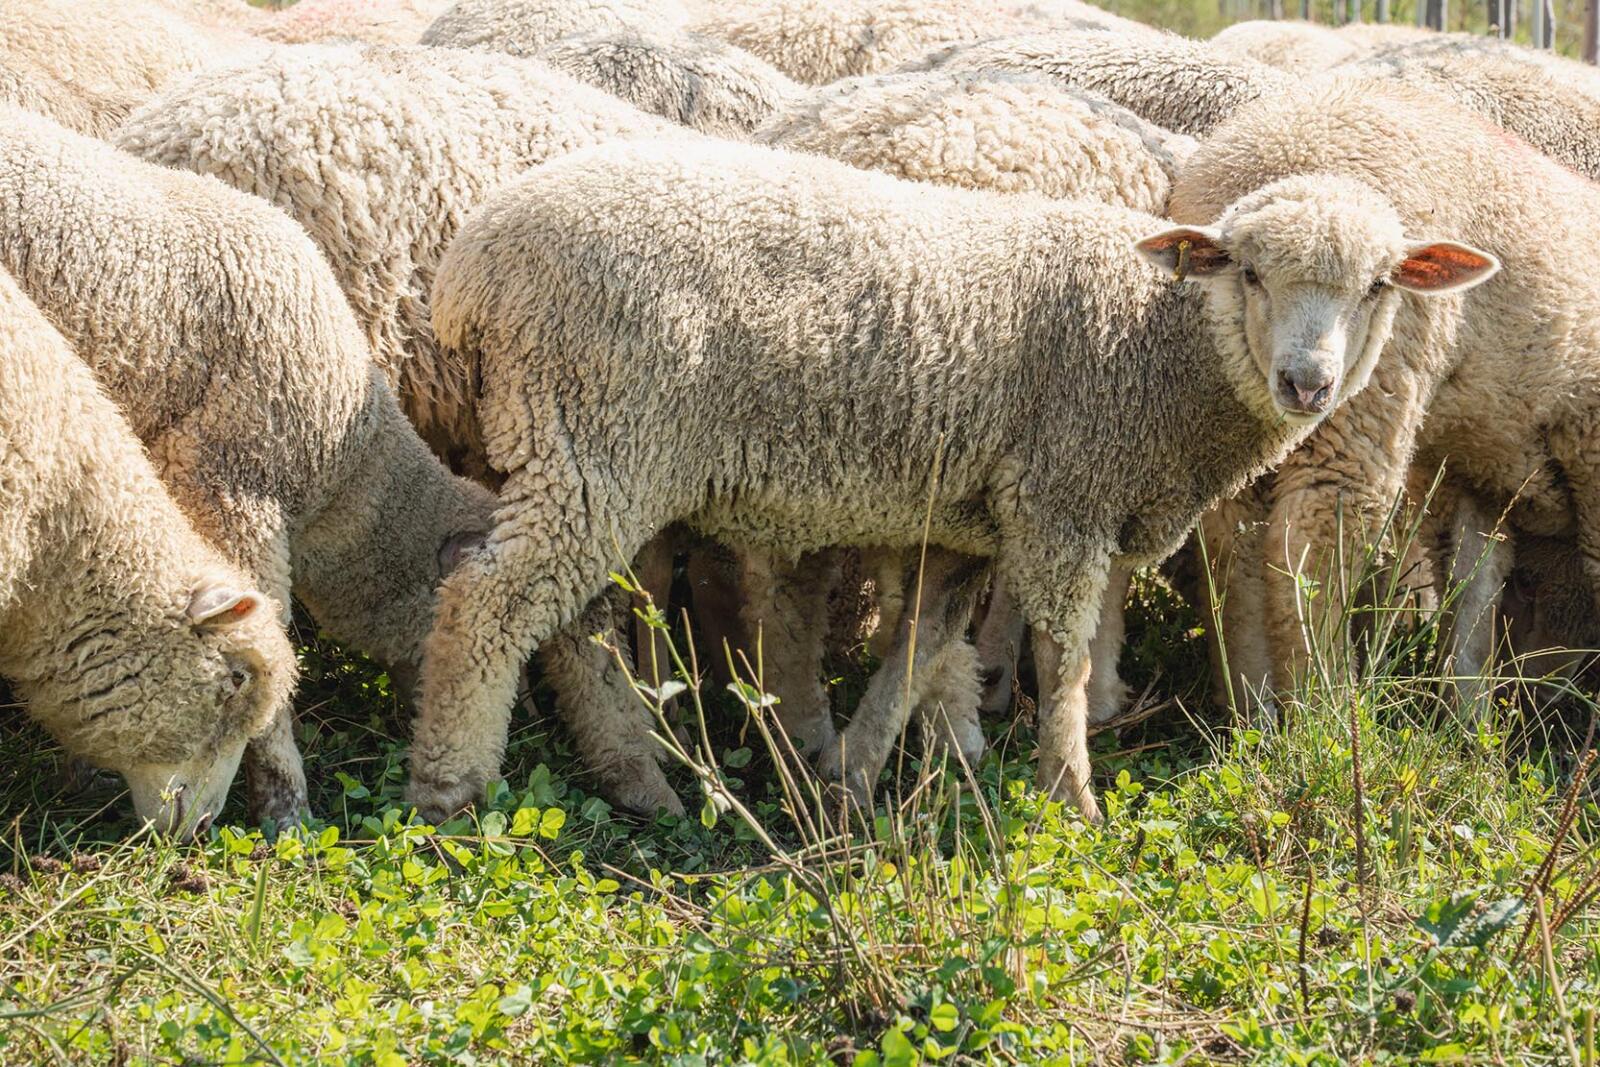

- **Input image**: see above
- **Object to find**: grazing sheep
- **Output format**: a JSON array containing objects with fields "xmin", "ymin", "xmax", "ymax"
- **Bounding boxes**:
[
  {"xmin": 1209, "ymin": 21, "xmax": 1358, "ymax": 73},
  {"xmin": 690, "ymin": 0, "xmax": 1136, "ymax": 85},
  {"xmin": 926, "ymin": 30, "xmax": 1292, "ymax": 137},
  {"xmin": 0, "ymin": 0, "xmax": 262, "ymax": 133},
  {"xmin": 407, "ymin": 136, "xmax": 1494, "ymax": 823},
  {"xmin": 537, "ymin": 29, "xmax": 803, "ymax": 136},
  {"xmin": 0, "ymin": 267, "xmax": 296, "ymax": 837},
  {"xmin": 756, "ymin": 69, "xmax": 1193, "ymax": 213},
  {"xmin": 0, "ymin": 104, "xmax": 497, "ymax": 823},
  {"xmin": 255, "ymin": 0, "xmax": 453, "ymax": 43},
  {"xmin": 117, "ymin": 44, "xmax": 675, "ymax": 464},
  {"xmin": 1169, "ymin": 78, "xmax": 1598, "ymax": 700},
  {"xmin": 422, "ymin": 0, "xmax": 688, "ymax": 51}
]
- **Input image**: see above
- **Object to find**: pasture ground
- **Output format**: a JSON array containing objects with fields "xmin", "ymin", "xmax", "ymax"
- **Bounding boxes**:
[{"xmin": 2, "ymin": 564, "xmax": 1596, "ymax": 1065}]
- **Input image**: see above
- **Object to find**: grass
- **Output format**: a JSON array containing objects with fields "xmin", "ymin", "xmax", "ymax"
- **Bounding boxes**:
[{"xmin": 2, "ymin": 553, "xmax": 1596, "ymax": 1065}]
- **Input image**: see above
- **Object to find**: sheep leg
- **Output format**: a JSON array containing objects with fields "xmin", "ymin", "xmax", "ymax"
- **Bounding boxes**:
[
  {"xmin": 629, "ymin": 530, "xmax": 678, "ymax": 691},
  {"xmin": 406, "ymin": 464, "xmax": 657, "ymax": 823},
  {"xmin": 1435, "ymin": 491, "xmax": 1513, "ymax": 718},
  {"xmin": 1263, "ymin": 381, "xmax": 1428, "ymax": 694},
  {"xmin": 974, "ymin": 579, "xmax": 1026, "ymax": 714},
  {"xmin": 684, "ymin": 537, "xmax": 747, "ymax": 685},
  {"xmin": 1196, "ymin": 494, "xmax": 1275, "ymax": 722},
  {"xmin": 1086, "ymin": 561, "xmax": 1133, "ymax": 725},
  {"xmin": 914, "ymin": 638, "xmax": 986, "ymax": 768},
  {"xmin": 861, "ymin": 546, "xmax": 910, "ymax": 661},
  {"xmin": 817, "ymin": 549, "xmax": 987, "ymax": 810},
  {"xmin": 736, "ymin": 547, "xmax": 839, "ymax": 757},
  {"xmin": 1007, "ymin": 549, "xmax": 1110, "ymax": 824},
  {"xmin": 540, "ymin": 590, "xmax": 684, "ymax": 817}
]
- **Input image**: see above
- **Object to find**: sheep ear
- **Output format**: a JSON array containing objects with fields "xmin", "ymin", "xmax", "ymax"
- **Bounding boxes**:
[
  {"xmin": 438, "ymin": 530, "xmax": 487, "ymax": 578},
  {"xmin": 188, "ymin": 584, "xmax": 262, "ymax": 628},
  {"xmin": 1133, "ymin": 226, "xmax": 1231, "ymax": 280},
  {"xmin": 1392, "ymin": 241, "xmax": 1500, "ymax": 294}
]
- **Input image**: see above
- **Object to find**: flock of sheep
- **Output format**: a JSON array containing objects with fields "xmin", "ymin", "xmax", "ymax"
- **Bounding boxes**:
[{"xmin": 1, "ymin": 0, "xmax": 1590, "ymax": 837}]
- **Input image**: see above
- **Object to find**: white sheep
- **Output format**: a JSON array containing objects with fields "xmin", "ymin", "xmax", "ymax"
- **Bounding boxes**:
[
  {"xmin": 0, "ymin": 0, "xmax": 262, "ymax": 135},
  {"xmin": 422, "ymin": 0, "xmax": 689, "ymax": 51},
  {"xmin": 256, "ymin": 0, "xmax": 453, "ymax": 43},
  {"xmin": 406, "ymin": 136, "xmax": 1494, "ymax": 823},
  {"xmin": 690, "ymin": 0, "xmax": 1142, "ymax": 85},
  {"xmin": 0, "ymin": 267, "xmax": 297, "ymax": 837},
  {"xmin": 756, "ymin": 65, "xmax": 1197, "ymax": 731},
  {"xmin": 1209, "ymin": 21, "xmax": 1358, "ymax": 74},
  {"xmin": 0, "ymin": 54, "xmax": 136, "ymax": 138},
  {"xmin": 535, "ymin": 29, "xmax": 804, "ymax": 136},
  {"xmin": 117, "ymin": 44, "xmax": 675, "ymax": 466},
  {"xmin": 0, "ymin": 104, "xmax": 498, "ymax": 824},
  {"xmin": 756, "ymin": 68, "xmax": 1193, "ymax": 213},
  {"xmin": 926, "ymin": 29, "xmax": 1291, "ymax": 137},
  {"xmin": 1169, "ymin": 77, "xmax": 1598, "ymax": 702},
  {"xmin": 115, "ymin": 48, "xmax": 704, "ymax": 815}
]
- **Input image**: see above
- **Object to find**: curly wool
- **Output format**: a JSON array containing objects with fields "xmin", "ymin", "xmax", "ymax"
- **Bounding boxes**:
[
  {"xmin": 1209, "ymin": 20, "xmax": 1358, "ymax": 73},
  {"xmin": 928, "ymin": 30, "xmax": 1292, "ymax": 136},
  {"xmin": 1340, "ymin": 36, "xmax": 1600, "ymax": 182},
  {"xmin": 254, "ymin": 0, "xmax": 453, "ymax": 44},
  {"xmin": 690, "ymin": 0, "xmax": 1141, "ymax": 85},
  {"xmin": 0, "ymin": 0, "xmax": 263, "ymax": 134},
  {"xmin": 409, "ymin": 137, "xmax": 1418, "ymax": 822},
  {"xmin": 1170, "ymin": 77, "xmax": 1600, "ymax": 695},
  {"xmin": 117, "ymin": 44, "xmax": 676, "ymax": 463},
  {"xmin": 1, "ymin": 104, "xmax": 495, "ymax": 821},
  {"xmin": 0, "ymin": 267, "xmax": 296, "ymax": 831},
  {"xmin": 533, "ymin": 29, "xmax": 803, "ymax": 136},
  {"xmin": 0, "ymin": 55, "xmax": 137, "ymax": 138},
  {"xmin": 422, "ymin": 0, "xmax": 688, "ymax": 50},
  {"xmin": 758, "ymin": 68, "xmax": 1192, "ymax": 214}
]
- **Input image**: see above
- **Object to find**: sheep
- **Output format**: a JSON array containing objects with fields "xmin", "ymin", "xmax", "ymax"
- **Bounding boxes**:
[
  {"xmin": 1209, "ymin": 21, "xmax": 1359, "ymax": 73},
  {"xmin": 756, "ymin": 69, "xmax": 1193, "ymax": 213},
  {"xmin": 925, "ymin": 30, "xmax": 1293, "ymax": 137},
  {"xmin": 535, "ymin": 29, "xmax": 804, "ymax": 136},
  {"xmin": 1168, "ymin": 77, "xmax": 1599, "ymax": 703},
  {"xmin": 421, "ymin": 0, "xmax": 689, "ymax": 51},
  {"xmin": 1338, "ymin": 37, "xmax": 1600, "ymax": 183},
  {"xmin": 116, "ymin": 44, "xmax": 676, "ymax": 466},
  {"xmin": 0, "ymin": 267, "xmax": 297, "ymax": 837},
  {"xmin": 255, "ymin": 0, "xmax": 453, "ymax": 44},
  {"xmin": 757, "ymin": 65, "xmax": 1197, "ymax": 727},
  {"xmin": 688, "ymin": 0, "xmax": 1140, "ymax": 85},
  {"xmin": 1500, "ymin": 535, "xmax": 1599, "ymax": 687},
  {"xmin": 0, "ymin": 0, "xmax": 262, "ymax": 134},
  {"xmin": 115, "ymin": 48, "xmax": 712, "ymax": 815},
  {"xmin": 0, "ymin": 104, "xmax": 498, "ymax": 824},
  {"xmin": 405, "ymin": 135, "xmax": 1495, "ymax": 824}
]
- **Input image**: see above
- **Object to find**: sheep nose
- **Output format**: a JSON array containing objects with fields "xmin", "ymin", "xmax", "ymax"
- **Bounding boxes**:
[{"xmin": 1277, "ymin": 368, "xmax": 1335, "ymax": 413}]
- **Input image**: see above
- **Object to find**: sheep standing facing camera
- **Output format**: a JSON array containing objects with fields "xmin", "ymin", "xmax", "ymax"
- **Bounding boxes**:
[
  {"xmin": 0, "ymin": 267, "xmax": 297, "ymax": 838},
  {"xmin": 1169, "ymin": 78, "xmax": 1600, "ymax": 706},
  {"xmin": 407, "ymin": 136, "xmax": 1495, "ymax": 824},
  {"xmin": 0, "ymin": 104, "xmax": 497, "ymax": 825}
]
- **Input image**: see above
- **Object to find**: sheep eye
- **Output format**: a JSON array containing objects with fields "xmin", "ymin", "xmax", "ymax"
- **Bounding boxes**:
[
  {"xmin": 1240, "ymin": 264, "xmax": 1260, "ymax": 286},
  {"xmin": 229, "ymin": 665, "xmax": 252, "ymax": 691},
  {"xmin": 1368, "ymin": 276, "xmax": 1389, "ymax": 297}
]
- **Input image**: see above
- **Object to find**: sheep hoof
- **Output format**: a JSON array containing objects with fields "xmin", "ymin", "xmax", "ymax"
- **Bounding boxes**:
[
  {"xmin": 1038, "ymin": 757, "xmax": 1103, "ymax": 826},
  {"xmin": 405, "ymin": 776, "xmax": 483, "ymax": 827},
  {"xmin": 605, "ymin": 762, "xmax": 685, "ymax": 819}
]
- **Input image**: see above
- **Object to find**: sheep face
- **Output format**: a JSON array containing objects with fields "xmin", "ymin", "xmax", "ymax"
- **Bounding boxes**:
[
  {"xmin": 31, "ymin": 579, "xmax": 295, "ymax": 836},
  {"xmin": 1136, "ymin": 174, "xmax": 1498, "ymax": 428}
]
